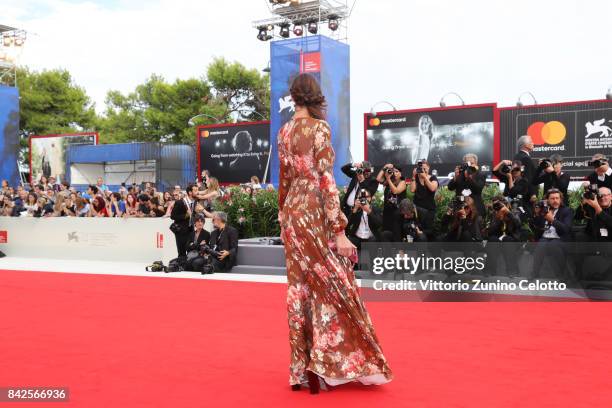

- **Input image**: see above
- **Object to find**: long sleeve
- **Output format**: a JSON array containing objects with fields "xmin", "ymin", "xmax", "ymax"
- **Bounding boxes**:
[
  {"xmin": 278, "ymin": 124, "xmax": 292, "ymax": 217},
  {"xmin": 314, "ymin": 120, "xmax": 348, "ymax": 234}
]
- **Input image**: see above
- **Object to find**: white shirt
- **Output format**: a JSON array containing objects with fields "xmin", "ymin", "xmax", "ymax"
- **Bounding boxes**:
[
  {"xmin": 542, "ymin": 208, "xmax": 561, "ymax": 239},
  {"xmin": 597, "ymin": 167, "xmax": 612, "ymax": 182},
  {"xmin": 356, "ymin": 212, "xmax": 374, "ymax": 239},
  {"xmin": 346, "ymin": 184, "xmax": 359, "ymax": 207}
]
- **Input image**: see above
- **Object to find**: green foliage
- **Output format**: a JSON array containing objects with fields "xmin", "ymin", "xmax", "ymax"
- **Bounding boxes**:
[
  {"xmin": 16, "ymin": 67, "xmax": 98, "ymax": 162},
  {"xmin": 98, "ymin": 58, "xmax": 270, "ymax": 144},
  {"xmin": 214, "ymin": 187, "xmax": 280, "ymax": 238},
  {"xmin": 206, "ymin": 58, "xmax": 270, "ymax": 121},
  {"xmin": 100, "ymin": 74, "xmax": 218, "ymax": 144}
]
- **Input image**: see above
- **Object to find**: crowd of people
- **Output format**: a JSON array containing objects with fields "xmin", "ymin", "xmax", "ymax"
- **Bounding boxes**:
[
  {"xmin": 3, "ymin": 135, "xmax": 612, "ymax": 279},
  {"xmin": 341, "ymin": 136, "xmax": 612, "ymax": 283},
  {"xmin": 0, "ymin": 171, "xmax": 271, "ymax": 274}
]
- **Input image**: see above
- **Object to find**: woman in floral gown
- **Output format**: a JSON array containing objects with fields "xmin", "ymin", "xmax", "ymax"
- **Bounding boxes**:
[{"xmin": 278, "ymin": 74, "xmax": 393, "ymax": 393}]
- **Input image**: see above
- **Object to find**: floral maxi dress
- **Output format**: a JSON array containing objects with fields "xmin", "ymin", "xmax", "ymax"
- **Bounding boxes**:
[{"xmin": 278, "ymin": 117, "xmax": 393, "ymax": 386}]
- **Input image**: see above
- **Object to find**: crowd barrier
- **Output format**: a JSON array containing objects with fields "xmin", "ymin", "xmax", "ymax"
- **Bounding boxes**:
[{"xmin": 0, "ymin": 217, "xmax": 177, "ymax": 264}]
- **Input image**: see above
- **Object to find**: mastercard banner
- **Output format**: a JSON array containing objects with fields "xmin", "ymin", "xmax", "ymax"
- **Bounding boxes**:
[
  {"xmin": 499, "ymin": 100, "xmax": 612, "ymax": 177},
  {"xmin": 196, "ymin": 122, "xmax": 271, "ymax": 184}
]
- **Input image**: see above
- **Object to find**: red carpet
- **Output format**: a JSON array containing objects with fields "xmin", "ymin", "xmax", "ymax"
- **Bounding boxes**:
[{"xmin": 0, "ymin": 269, "xmax": 610, "ymax": 408}]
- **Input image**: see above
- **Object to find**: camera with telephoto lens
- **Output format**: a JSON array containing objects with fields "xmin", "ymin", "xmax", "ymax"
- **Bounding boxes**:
[
  {"xmin": 450, "ymin": 195, "xmax": 467, "ymax": 212},
  {"xmin": 539, "ymin": 159, "xmax": 553, "ymax": 171},
  {"xmin": 404, "ymin": 221, "xmax": 418, "ymax": 242},
  {"xmin": 536, "ymin": 200, "xmax": 549, "ymax": 215},
  {"xmin": 385, "ymin": 166, "xmax": 395, "ymax": 175},
  {"xmin": 500, "ymin": 163, "xmax": 512, "ymax": 174},
  {"xmin": 583, "ymin": 184, "xmax": 599, "ymax": 200},
  {"xmin": 200, "ymin": 243, "xmax": 222, "ymax": 259},
  {"xmin": 416, "ymin": 160, "xmax": 425, "ymax": 174},
  {"xmin": 460, "ymin": 161, "xmax": 478, "ymax": 174},
  {"xmin": 588, "ymin": 159, "xmax": 607, "ymax": 168},
  {"xmin": 357, "ymin": 189, "xmax": 369, "ymax": 206},
  {"xmin": 492, "ymin": 200, "xmax": 506, "ymax": 212}
]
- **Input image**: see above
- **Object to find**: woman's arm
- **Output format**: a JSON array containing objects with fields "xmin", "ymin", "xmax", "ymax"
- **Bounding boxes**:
[
  {"xmin": 278, "ymin": 123, "xmax": 292, "ymax": 214},
  {"xmin": 314, "ymin": 121, "xmax": 347, "ymax": 235}
]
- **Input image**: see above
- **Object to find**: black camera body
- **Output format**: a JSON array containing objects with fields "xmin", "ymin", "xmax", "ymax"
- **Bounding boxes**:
[
  {"xmin": 461, "ymin": 161, "xmax": 477, "ymax": 175},
  {"xmin": 583, "ymin": 184, "xmax": 599, "ymax": 200},
  {"xmin": 500, "ymin": 163, "xmax": 512, "ymax": 174},
  {"xmin": 385, "ymin": 167, "xmax": 394, "ymax": 175},
  {"xmin": 357, "ymin": 188, "xmax": 369, "ymax": 206},
  {"xmin": 492, "ymin": 200, "xmax": 505, "ymax": 212},
  {"xmin": 200, "ymin": 243, "xmax": 222, "ymax": 259},
  {"xmin": 403, "ymin": 221, "xmax": 418, "ymax": 241},
  {"xmin": 536, "ymin": 200, "xmax": 550, "ymax": 215},
  {"xmin": 539, "ymin": 159, "xmax": 552, "ymax": 170},
  {"xmin": 416, "ymin": 160, "xmax": 425, "ymax": 174},
  {"xmin": 588, "ymin": 159, "xmax": 607, "ymax": 168},
  {"xmin": 451, "ymin": 195, "xmax": 467, "ymax": 212}
]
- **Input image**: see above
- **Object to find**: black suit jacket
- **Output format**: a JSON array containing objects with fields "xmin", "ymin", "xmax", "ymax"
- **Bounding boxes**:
[
  {"xmin": 514, "ymin": 150, "xmax": 537, "ymax": 197},
  {"xmin": 341, "ymin": 163, "xmax": 379, "ymax": 214},
  {"xmin": 346, "ymin": 205, "xmax": 383, "ymax": 240},
  {"xmin": 532, "ymin": 206, "xmax": 573, "ymax": 241},
  {"xmin": 209, "ymin": 225, "xmax": 239, "ymax": 267},
  {"xmin": 188, "ymin": 228, "xmax": 211, "ymax": 248},
  {"xmin": 447, "ymin": 170, "xmax": 487, "ymax": 217},
  {"xmin": 534, "ymin": 169, "xmax": 570, "ymax": 204}
]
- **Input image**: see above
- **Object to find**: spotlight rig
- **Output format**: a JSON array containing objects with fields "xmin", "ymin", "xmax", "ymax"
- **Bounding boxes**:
[{"xmin": 253, "ymin": 0, "xmax": 351, "ymax": 42}]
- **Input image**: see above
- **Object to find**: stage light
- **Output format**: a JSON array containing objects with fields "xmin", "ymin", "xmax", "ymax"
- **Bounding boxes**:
[
  {"xmin": 257, "ymin": 26, "xmax": 273, "ymax": 41},
  {"xmin": 293, "ymin": 23, "xmax": 304, "ymax": 36},
  {"xmin": 307, "ymin": 20, "xmax": 318, "ymax": 35},
  {"xmin": 439, "ymin": 92, "xmax": 465, "ymax": 107},
  {"xmin": 2, "ymin": 35, "xmax": 13, "ymax": 47},
  {"xmin": 516, "ymin": 91, "xmax": 537, "ymax": 107},
  {"xmin": 328, "ymin": 15, "xmax": 339, "ymax": 31},
  {"xmin": 369, "ymin": 101, "xmax": 397, "ymax": 117},
  {"xmin": 14, "ymin": 38, "xmax": 24, "ymax": 47},
  {"xmin": 606, "ymin": 86, "xmax": 612, "ymax": 100},
  {"xmin": 279, "ymin": 23, "xmax": 290, "ymax": 38},
  {"xmin": 267, "ymin": 24, "xmax": 274, "ymax": 31}
]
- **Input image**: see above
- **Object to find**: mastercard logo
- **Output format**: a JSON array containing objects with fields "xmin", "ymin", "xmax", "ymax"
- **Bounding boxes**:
[
  {"xmin": 369, "ymin": 117, "xmax": 381, "ymax": 127},
  {"xmin": 527, "ymin": 121, "xmax": 566, "ymax": 145},
  {"xmin": 201, "ymin": 130, "xmax": 210, "ymax": 138}
]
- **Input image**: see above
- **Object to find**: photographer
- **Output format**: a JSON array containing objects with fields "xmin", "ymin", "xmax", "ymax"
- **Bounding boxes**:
[
  {"xmin": 484, "ymin": 196, "xmax": 523, "ymax": 277},
  {"xmin": 376, "ymin": 163, "xmax": 407, "ymax": 237},
  {"xmin": 534, "ymin": 154, "xmax": 570, "ymax": 206},
  {"xmin": 448, "ymin": 153, "xmax": 486, "ymax": 216},
  {"xmin": 395, "ymin": 199, "xmax": 432, "ymax": 243},
  {"xmin": 410, "ymin": 159, "xmax": 438, "ymax": 224},
  {"xmin": 341, "ymin": 161, "xmax": 378, "ymax": 218},
  {"xmin": 492, "ymin": 159, "xmax": 532, "ymax": 216},
  {"xmin": 530, "ymin": 188, "xmax": 573, "ymax": 280},
  {"xmin": 206, "ymin": 211, "xmax": 239, "ymax": 273},
  {"xmin": 575, "ymin": 186, "xmax": 612, "ymax": 242},
  {"xmin": 345, "ymin": 188, "xmax": 382, "ymax": 250},
  {"xmin": 584, "ymin": 153, "xmax": 612, "ymax": 190},
  {"xmin": 170, "ymin": 191, "xmax": 191, "ymax": 258},
  {"xmin": 184, "ymin": 216, "xmax": 212, "ymax": 272},
  {"xmin": 514, "ymin": 135, "xmax": 537, "ymax": 185},
  {"xmin": 440, "ymin": 195, "xmax": 483, "ymax": 242}
]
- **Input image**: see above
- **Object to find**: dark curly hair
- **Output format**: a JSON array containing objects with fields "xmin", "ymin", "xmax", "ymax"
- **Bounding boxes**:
[{"xmin": 290, "ymin": 73, "xmax": 327, "ymax": 120}]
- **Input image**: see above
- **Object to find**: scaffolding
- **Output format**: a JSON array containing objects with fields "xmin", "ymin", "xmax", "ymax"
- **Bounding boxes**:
[
  {"xmin": 0, "ymin": 24, "xmax": 27, "ymax": 87},
  {"xmin": 252, "ymin": 0, "xmax": 353, "ymax": 43}
]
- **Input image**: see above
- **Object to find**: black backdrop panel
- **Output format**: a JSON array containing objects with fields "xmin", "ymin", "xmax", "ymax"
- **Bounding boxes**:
[
  {"xmin": 198, "ymin": 122, "xmax": 270, "ymax": 184},
  {"xmin": 499, "ymin": 100, "xmax": 612, "ymax": 178},
  {"xmin": 365, "ymin": 105, "xmax": 495, "ymax": 177}
]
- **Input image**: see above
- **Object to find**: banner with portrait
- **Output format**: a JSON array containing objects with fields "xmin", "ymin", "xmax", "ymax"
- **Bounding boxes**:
[
  {"xmin": 364, "ymin": 104, "xmax": 496, "ymax": 177},
  {"xmin": 197, "ymin": 122, "xmax": 271, "ymax": 184},
  {"xmin": 30, "ymin": 133, "xmax": 98, "ymax": 184}
]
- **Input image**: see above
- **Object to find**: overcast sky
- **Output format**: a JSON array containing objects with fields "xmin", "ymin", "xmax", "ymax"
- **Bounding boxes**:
[{"xmin": 4, "ymin": 0, "xmax": 612, "ymax": 160}]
